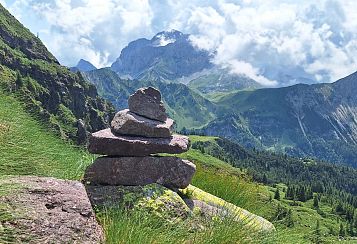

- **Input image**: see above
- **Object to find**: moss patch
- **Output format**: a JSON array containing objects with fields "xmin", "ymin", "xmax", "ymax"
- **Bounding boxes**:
[{"xmin": 86, "ymin": 183, "xmax": 190, "ymax": 224}]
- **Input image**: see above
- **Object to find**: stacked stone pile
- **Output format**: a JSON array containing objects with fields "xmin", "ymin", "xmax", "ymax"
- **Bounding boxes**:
[{"xmin": 84, "ymin": 87, "xmax": 196, "ymax": 190}]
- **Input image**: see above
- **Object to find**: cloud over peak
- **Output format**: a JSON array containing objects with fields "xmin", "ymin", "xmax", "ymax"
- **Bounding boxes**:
[{"xmin": 3, "ymin": 0, "xmax": 357, "ymax": 85}]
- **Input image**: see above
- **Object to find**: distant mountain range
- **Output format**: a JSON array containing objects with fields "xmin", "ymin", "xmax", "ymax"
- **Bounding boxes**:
[
  {"xmin": 197, "ymin": 71, "xmax": 357, "ymax": 167},
  {"xmin": 77, "ymin": 30, "xmax": 357, "ymax": 167},
  {"xmin": 79, "ymin": 30, "xmax": 262, "ymax": 95},
  {"xmin": 108, "ymin": 30, "xmax": 318, "ymax": 87}
]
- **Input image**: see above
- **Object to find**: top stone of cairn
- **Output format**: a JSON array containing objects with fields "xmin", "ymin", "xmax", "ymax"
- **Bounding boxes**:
[{"xmin": 128, "ymin": 87, "xmax": 168, "ymax": 122}]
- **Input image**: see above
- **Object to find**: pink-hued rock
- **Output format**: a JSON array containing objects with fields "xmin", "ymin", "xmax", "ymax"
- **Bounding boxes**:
[
  {"xmin": 88, "ymin": 128, "xmax": 190, "ymax": 156},
  {"xmin": 111, "ymin": 109, "xmax": 174, "ymax": 138},
  {"xmin": 84, "ymin": 156, "xmax": 196, "ymax": 189},
  {"xmin": 0, "ymin": 176, "xmax": 104, "ymax": 243},
  {"xmin": 128, "ymin": 87, "xmax": 167, "ymax": 122}
]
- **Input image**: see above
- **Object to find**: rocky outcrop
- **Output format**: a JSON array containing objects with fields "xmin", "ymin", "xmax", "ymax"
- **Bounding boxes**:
[
  {"xmin": 85, "ymin": 87, "xmax": 195, "ymax": 189},
  {"xmin": 0, "ymin": 176, "xmax": 104, "ymax": 243}
]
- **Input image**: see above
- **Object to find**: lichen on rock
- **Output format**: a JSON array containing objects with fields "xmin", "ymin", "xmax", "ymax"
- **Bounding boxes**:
[
  {"xmin": 86, "ymin": 183, "xmax": 190, "ymax": 223},
  {"xmin": 180, "ymin": 185, "xmax": 275, "ymax": 232}
]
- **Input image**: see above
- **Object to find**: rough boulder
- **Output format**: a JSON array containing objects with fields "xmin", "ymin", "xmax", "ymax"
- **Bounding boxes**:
[{"xmin": 0, "ymin": 176, "xmax": 104, "ymax": 243}]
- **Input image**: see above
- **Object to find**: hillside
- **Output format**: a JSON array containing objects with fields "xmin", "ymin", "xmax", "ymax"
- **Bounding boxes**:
[
  {"xmin": 1, "ymin": 91, "xmax": 356, "ymax": 243},
  {"xmin": 184, "ymin": 136, "xmax": 357, "ymax": 243},
  {"xmin": 0, "ymin": 90, "xmax": 92, "ymax": 179},
  {"xmin": 188, "ymin": 68, "xmax": 261, "ymax": 95},
  {"xmin": 0, "ymin": 88, "xmax": 270, "ymax": 243},
  {"xmin": 83, "ymin": 68, "xmax": 217, "ymax": 130},
  {"xmin": 0, "ymin": 4, "xmax": 114, "ymax": 143},
  {"xmin": 194, "ymin": 71, "xmax": 357, "ymax": 167}
]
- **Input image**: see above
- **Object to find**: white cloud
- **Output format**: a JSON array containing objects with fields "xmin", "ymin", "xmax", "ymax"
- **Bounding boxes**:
[
  {"xmin": 3, "ymin": 0, "xmax": 357, "ymax": 85},
  {"xmin": 226, "ymin": 60, "xmax": 278, "ymax": 86},
  {"xmin": 182, "ymin": 0, "xmax": 357, "ymax": 84},
  {"xmin": 153, "ymin": 33, "xmax": 176, "ymax": 47},
  {"xmin": 5, "ymin": 0, "xmax": 154, "ymax": 67}
]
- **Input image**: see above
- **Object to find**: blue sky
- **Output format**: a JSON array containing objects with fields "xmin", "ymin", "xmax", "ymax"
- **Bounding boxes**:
[{"xmin": 1, "ymin": 0, "xmax": 357, "ymax": 86}]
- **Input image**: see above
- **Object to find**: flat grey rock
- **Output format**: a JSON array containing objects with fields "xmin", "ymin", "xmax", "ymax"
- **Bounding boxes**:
[
  {"xmin": 88, "ymin": 128, "xmax": 190, "ymax": 156},
  {"xmin": 128, "ymin": 87, "xmax": 167, "ymax": 122},
  {"xmin": 84, "ymin": 156, "xmax": 196, "ymax": 189},
  {"xmin": 111, "ymin": 109, "xmax": 174, "ymax": 138}
]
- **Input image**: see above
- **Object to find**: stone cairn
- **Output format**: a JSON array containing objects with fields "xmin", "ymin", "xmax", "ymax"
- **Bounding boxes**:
[{"xmin": 84, "ymin": 87, "xmax": 196, "ymax": 190}]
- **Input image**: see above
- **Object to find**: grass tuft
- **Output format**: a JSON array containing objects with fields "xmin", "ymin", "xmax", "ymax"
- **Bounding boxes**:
[{"xmin": 98, "ymin": 206, "xmax": 262, "ymax": 244}]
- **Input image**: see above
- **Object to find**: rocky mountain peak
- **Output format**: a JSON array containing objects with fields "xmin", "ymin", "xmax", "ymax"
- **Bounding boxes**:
[
  {"xmin": 71, "ymin": 59, "xmax": 97, "ymax": 72},
  {"xmin": 111, "ymin": 30, "xmax": 212, "ymax": 79},
  {"xmin": 77, "ymin": 59, "xmax": 97, "ymax": 71},
  {"xmin": 151, "ymin": 29, "xmax": 186, "ymax": 47}
]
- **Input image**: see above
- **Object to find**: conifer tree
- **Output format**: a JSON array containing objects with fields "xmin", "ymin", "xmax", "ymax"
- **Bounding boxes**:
[
  {"xmin": 15, "ymin": 72, "xmax": 23, "ymax": 89},
  {"xmin": 348, "ymin": 223, "xmax": 354, "ymax": 236},
  {"xmin": 274, "ymin": 188, "xmax": 280, "ymax": 200},
  {"xmin": 339, "ymin": 223, "xmax": 345, "ymax": 237},
  {"xmin": 297, "ymin": 186, "xmax": 306, "ymax": 202},
  {"xmin": 313, "ymin": 195, "xmax": 319, "ymax": 208},
  {"xmin": 313, "ymin": 220, "xmax": 322, "ymax": 243},
  {"xmin": 286, "ymin": 209, "xmax": 294, "ymax": 227}
]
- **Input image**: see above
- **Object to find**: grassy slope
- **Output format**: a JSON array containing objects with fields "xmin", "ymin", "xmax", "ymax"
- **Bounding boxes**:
[
  {"xmin": 0, "ymin": 90, "xmax": 93, "ymax": 179},
  {"xmin": 177, "ymin": 137, "xmax": 264, "ymax": 213},
  {"xmin": 188, "ymin": 72, "xmax": 260, "ymax": 97}
]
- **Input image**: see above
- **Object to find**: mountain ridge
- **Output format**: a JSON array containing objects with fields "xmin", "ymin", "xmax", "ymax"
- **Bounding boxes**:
[
  {"xmin": 0, "ymin": 3, "xmax": 114, "ymax": 143},
  {"xmin": 197, "ymin": 71, "xmax": 357, "ymax": 167}
]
